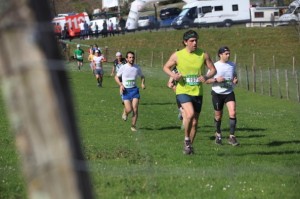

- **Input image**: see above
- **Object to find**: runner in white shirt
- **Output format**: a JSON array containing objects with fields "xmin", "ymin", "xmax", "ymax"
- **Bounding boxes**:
[
  {"xmin": 115, "ymin": 51, "xmax": 145, "ymax": 132},
  {"xmin": 206, "ymin": 46, "xmax": 239, "ymax": 146},
  {"xmin": 93, "ymin": 50, "xmax": 105, "ymax": 87}
]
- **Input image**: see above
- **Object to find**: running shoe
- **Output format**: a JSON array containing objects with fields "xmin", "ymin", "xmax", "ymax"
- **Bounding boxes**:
[
  {"xmin": 228, "ymin": 136, "xmax": 239, "ymax": 146},
  {"xmin": 131, "ymin": 125, "xmax": 137, "ymax": 132},
  {"xmin": 122, "ymin": 113, "xmax": 127, "ymax": 121},
  {"xmin": 183, "ymin": 140, "xmax": 193, "ymax": 155},
  {"xmin": 215, "ymin": 133, "xmax": 222, "ymax": 145}
]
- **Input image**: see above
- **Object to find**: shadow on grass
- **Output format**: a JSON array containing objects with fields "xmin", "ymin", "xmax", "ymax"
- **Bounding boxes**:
[
  {"xmin": 268, "ymin": 140, "xmax": 300, "ymax": 147},
  {"xmin": 141, "ymin": 126, "xmax": 180, "ymax": 131},
  {"xmin": 217, "ymin": 150, "xmax": 300, "ymax": 156},
  {"xmin": 140, "ymin": 102, "xmax": 174, "ymax": 106}
]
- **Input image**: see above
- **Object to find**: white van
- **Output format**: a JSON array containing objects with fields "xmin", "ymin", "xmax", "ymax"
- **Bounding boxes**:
[
  {"xmin": 278, "ymin": 0, "xmax": 300, "ymax": 25},
  {"xmin": 172, "ymin": 0, "xmax": 250, "ymax": 29},
  {"xmin": 246, "ymin": 7, "xmax": 286, "ymax": 27}
]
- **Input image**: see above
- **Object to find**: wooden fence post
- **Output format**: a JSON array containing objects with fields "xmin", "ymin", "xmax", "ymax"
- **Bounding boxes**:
[
  {"xmin": 285, "ymin": 70, "xmax": 289, "ymax": 100},
  {"xmin": 246, "ymin": 65, "xmax": 250, "ymax": 91},
  {"xmin": 0, "ymin": 1, "xmax": 94, "ymax": 199},
  {"xmin": 293, "ymin": 56, "xmax": 295, "ymax": 75},
  {"xmin": 151, "ymin": 51, "xmax": 154, "ymax": 67},
  {"xmin": 268, "ymin": 67, "xmax": 272, "ymax": 96},
  {"xmin": 260, "ymin": 68, "xmax": 264, "ymax": 94},
  {"xmin": 276, "ymin": 69, "xmax": 283, "ymax": 99},
  {"xmin": 105, "ymin": 46, "xmax": 108, "ymax": 62},
  {"xmin": 252, "ymin": 53, "xmax": 256, "ymax": 92},
  {"xmin": 234, "ymin": 53, "xmax": 237, "ymax": 64}
]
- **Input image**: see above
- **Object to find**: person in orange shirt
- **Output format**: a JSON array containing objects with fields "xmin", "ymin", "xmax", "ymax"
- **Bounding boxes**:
[{"xmin": 69, "ymin": 27, "xmax": 75, "ymax": 41}]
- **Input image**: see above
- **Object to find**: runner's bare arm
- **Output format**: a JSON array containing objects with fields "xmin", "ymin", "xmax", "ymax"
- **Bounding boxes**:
[
  {"xmin": 163, "ymin": 53, "xmax": 182, "ymax": 81},
  {"xmin": 199, "ymin": 53, "xmax": 216, "ymax": 83}
]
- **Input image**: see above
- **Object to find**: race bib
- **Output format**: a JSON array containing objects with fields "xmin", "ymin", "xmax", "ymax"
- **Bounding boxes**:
[
  {"xmin": 77, "ymin": 55, "xmax": 82, "ymax": 59},
  {"xmin": 125, "ymin": 80, "xmax": 136, "ymax": 88},
  {"xmin": 185, "ymin": 75, "xmax": 200, "ymax": 86}
]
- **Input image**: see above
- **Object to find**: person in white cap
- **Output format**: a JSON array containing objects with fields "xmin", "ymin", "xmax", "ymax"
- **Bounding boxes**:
[
  {"xmin": 74, "ymin": 44, "xmax": 84, "ymax": 70},
  {"xmin": 111, "ymin": 52, "xmax": 126, "ymax": 76},
  {"xmin": 93, "ymin": 50, "xmax": 105, "ymax": 87}
]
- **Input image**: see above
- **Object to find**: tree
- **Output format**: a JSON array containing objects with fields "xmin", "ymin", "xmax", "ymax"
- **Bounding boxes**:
[{"xmin": 0, "ymin": 0, "xmax": 94, "ymax": 198}]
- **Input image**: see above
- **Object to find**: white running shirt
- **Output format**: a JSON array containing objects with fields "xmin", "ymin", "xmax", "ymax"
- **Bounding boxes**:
[
  {"xmin": 212, "ymin": 61, "xmax": 236, "ymax": 94},
  {"xmin": 117, "ymin": 63, "xmax": 143, "ymax": 88},
  {"xmin": 93, "ymin": 56, "xmax": 104, "ymax": 69}
]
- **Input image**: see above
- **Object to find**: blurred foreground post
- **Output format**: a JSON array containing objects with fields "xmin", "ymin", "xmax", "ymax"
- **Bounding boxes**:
[{"xmin": 0, "ymin": 1, "xmax": 94, "ymax": 198}]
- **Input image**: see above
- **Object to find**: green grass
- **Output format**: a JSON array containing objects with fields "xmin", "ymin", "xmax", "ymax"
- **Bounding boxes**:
[
  {"xmin": 71, "ymin": 26, "xmax": 300, "ymax": 70},
  {"xmin": 1, "ymin": 26, "xmax": 300, "ymax": 198}
]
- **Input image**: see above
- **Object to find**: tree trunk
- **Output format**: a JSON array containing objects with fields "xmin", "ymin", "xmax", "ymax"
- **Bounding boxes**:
[{"xmin": 0, "ymin": 1, "xmax": 94, "ymax": 198}]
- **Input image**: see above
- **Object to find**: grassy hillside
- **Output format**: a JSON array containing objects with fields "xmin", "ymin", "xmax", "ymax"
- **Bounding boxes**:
[{"xmin": 75, "ymin": 26, "xmax": 300, "ymax": 69}]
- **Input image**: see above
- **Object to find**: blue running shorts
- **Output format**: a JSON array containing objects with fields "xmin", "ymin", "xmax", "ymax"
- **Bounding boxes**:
[{"xmin": 122, "ymin": 87, "xmax": 140, "ymax": 101}]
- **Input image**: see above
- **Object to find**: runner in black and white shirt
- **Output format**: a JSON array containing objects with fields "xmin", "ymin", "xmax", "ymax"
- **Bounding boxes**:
[{"xmin": 206, "ymin": 46, "xmax": 239, "ymax": 146}]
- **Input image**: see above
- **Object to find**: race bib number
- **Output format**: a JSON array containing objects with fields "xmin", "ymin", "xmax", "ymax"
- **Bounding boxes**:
[
  {"xmin": 185, "ymin": 75, "xmax": 200, "ymax": 86},
  {"xmin": 220, "ymin": 80, "xmax": 233, "ymax": 89},
  {"xmin": 125, "ymin": 80, "xmax": 136, "ymax": 88}
]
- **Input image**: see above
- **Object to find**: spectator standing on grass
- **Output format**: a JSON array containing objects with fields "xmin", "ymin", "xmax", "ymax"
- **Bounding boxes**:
[
  {"xmin": 93, "ymin": 50, "xmax": 105, "ymax": 87},
  {"xmin": 62, "ymin": 23, "xmax": 68, "ymax": 40},
  {"xmin": 114, "ymin": 51, "xmax": 145, "ymax": 132},
  {"xmin": 119, "ymin": 16, "xmax": 126, "ymax": 35},
  {"xmin": 84, "ymin": 20, "xmax": 89, "ymax": 39},
  {"xmin": 205, "ymin": 46, "xmax": 239, "ymax": 146},
  {"xmin": 163, "ymin": 30, "xmax": 216, "ymax": 155},
  {"xmin": 109, "ymin": 20, "xmax": 114, "ymax": 37},
  {"xmin": 54, "ymin": 23, "xmax": 62, "ymax": 39},
  {"xmin": 95, "ymin": 22, "xmax": 99, "ymax": 38},
  {"xmin": 74, "ymin": 44, "xmax": 84, "ymax": 70},
  {"xmin": 68, "ymin": 27, "xmax": 75, "ymax": 42},
  {"xmin": 79, "ymin": 20, "xmax": 85, "ymax": 40},
  {"xmin": 102, "ymin": 20, "xmax": 108, "ymax": 37}
]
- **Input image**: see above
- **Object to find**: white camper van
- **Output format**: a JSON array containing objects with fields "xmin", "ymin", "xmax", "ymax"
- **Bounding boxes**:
[
  {"xmin": 172, "ymin": 0, "xmax": 250, "ymax": 29},
  {"xmin": 278, "ymin": 0, "xmax": 300, "ymax": 25},
  {"xmin": 246, "ymin": 7, "xmax": 286, "ymax": 27}
]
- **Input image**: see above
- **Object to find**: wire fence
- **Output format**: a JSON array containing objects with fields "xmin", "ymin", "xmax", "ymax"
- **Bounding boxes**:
[
  {"xmin": 60, "ymin": 42, "xmax": 300, "ymax": 103},
  {"xmin": 237, "ymin": 65, "xmax": 299, "ymax": 102}
]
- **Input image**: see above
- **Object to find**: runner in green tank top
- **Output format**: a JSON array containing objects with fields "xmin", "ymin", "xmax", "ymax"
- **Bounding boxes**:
[
  {"xmin": 163, "ymin": 30, "xmax": 216, "ymax": 155},
  {"xmin": 74, "ymin": 44, "xmax": 84, "ymax": 70}
]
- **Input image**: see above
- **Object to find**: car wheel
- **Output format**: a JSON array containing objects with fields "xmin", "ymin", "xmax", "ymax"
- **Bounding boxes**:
[
  {"xmin": 224, "ymin": 20, "xmax": 232, "ymax": 27},
  {"xmin": 182, "ymin": 22, "xmax": 190, "ymax": 29}
]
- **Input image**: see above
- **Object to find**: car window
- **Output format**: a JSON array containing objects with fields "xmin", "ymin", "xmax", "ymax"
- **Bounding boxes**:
[{"xmin": 139, "ymin": 16, "xmax": 149, "ymax": 20}]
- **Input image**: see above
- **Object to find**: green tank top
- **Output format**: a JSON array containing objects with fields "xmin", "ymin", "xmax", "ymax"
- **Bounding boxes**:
[{"xmin": 176, "ymin": 48, "xmax": 205, "ymax": 96}]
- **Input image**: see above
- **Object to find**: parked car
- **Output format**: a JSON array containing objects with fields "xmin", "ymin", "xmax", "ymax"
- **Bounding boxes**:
[
  {"xmin": 160, "ymin": 7, "xmax": 181, "ymax": 20},
  {"xmin": 159, "ymin": 7, "xmax": 181, "ymax": 28},
  {"xmin": 138, "ymin": 15, "xmax": 159, "ymax": 30}
]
